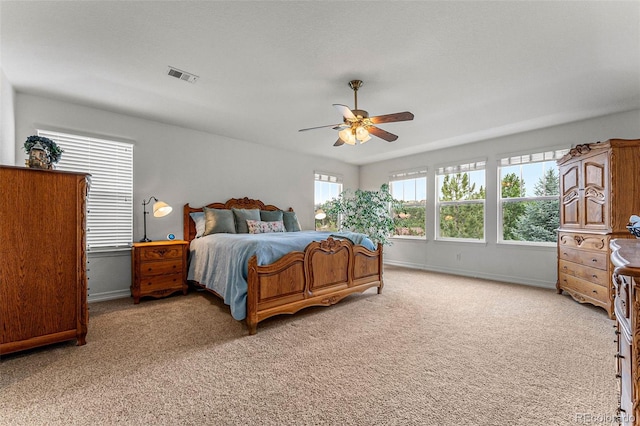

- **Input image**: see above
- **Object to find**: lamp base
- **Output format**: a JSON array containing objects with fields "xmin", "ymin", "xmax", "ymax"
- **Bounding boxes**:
[{"xmin": 140, "ymin": 237, "xmax": 152, "ymax": 243}]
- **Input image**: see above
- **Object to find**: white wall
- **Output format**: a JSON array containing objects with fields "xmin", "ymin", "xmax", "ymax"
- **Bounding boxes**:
[
  {"xmin": 15, "ymin": 93, "xmax": 359, "ymax": 301},
  {"xmin": 361, "ymin": 109, "xmax": 640, "ymax": 288},
  {"xmin": 0, "ymin": 67, "xmax": 16, "ymax": 165}
]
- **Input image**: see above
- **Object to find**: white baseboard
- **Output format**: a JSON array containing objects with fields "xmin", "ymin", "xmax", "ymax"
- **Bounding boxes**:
[
  {"xmin": 88, "ymin": 289, "xmax": 130, "ymax": 303},
  {"xmin": 383, "ymin": 260, "xmax": 555, "ymax": 289}
]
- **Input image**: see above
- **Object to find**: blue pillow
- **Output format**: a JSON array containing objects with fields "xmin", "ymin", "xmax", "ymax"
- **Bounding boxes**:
[
  {"xmin": 190, "ymin": 212, "xmax": 206, "ymax": 238},
  {"xmin": 282, "ymin": 211, "xmax": 301, "ymax": 232},
  {"xmin": 260, "ymin": 210, "xmax": 283, "ymax": 222},
  {"xmin": 232, "ymin": 208, "xmax": 261, "ymax": 233},
  {"xmin": 203, "ymin": 207, "xmax": 236, "ymax": 235}
]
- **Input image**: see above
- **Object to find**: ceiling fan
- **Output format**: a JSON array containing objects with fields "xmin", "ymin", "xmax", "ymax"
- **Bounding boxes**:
[{"xmin": 299, "ymin": 80, "xmax": 414, "ymax": 147}]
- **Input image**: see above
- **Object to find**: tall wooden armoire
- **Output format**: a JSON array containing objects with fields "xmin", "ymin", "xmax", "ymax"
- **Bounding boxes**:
[
  {"xmin": 0, "ymin": 165, "xmax": 89, "ymax": 355},
  {"xmin": 556, "ymin": 139, "xmax": 640, "ymax": 318}
]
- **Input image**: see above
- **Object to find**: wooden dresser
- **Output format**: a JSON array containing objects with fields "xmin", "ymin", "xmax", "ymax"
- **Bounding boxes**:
[
  {"xmin": 131, "ymin": 241, "xmax": 189, "ymax": 303},
  {"xmin": 557, "ymin": 139, "xmax": 640, "ymax": 318},
  {"xmin": 0, "ymin": 165, "xmax": 89, "ymax": 355},
  {"xmin": 611, "ymin": 239, "xmax": 640, "ymax": 425}
]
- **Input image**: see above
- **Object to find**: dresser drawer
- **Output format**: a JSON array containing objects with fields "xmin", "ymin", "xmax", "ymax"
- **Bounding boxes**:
[
  {"xmin": 558, "ymin": 259, "xmax": 608, "ymax": 287},
  {"xmin": 613, "ymin": 272, "xmax": 632, "ymax": 329},
  {"xmin": 139, "ymin": 259, "xmax": 182, "ymax": 276},
  {"xmin": 559, "ymin": 247, "xmax": 608, "ymax": 271},
  {"xmin": 559, "ymin": 232, "xmax": 608, "ymax": 251},
  {"xmin": 139, "ymin": 273, "xmax": 184, "ymax": 293},
  {"xmin": 559, "ymin": 273, "xmax": 608, "ymax": 304},
  {"xmin": 139, "ymin": 245, "xmax": 183, "ymax": 261}
]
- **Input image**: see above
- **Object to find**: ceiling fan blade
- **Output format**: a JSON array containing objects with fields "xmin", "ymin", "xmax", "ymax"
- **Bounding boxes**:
[
  {"xmin": 369, "ymin": 111, "xmax": 414, "ymax": 124},
  {"xmin": 333, "ymin": 138, "xmax": 345, "ymax": 147},
  {"xmin": 299, "ymin": 123, "xmax": 343, "ymax": 132},
  {"xmin": 333, "ymin": 104, "xmax": 356, "ymax": 120},
  {"xmin": 368, "ymin": 126, "xmax": 399, "ymax": 142}
]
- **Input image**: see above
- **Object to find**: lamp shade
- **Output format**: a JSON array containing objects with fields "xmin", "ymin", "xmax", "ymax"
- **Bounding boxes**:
[
  {"xmin": 355, "ymin": 126, "xmax": 369, "ymax": 141},
  {"xmin": 152, "ymin": 201, "xmax": 172, "ymax": 218},
  {"xmin": 338, "ymin": 128, "xmax": 356, "ymax": 145}
]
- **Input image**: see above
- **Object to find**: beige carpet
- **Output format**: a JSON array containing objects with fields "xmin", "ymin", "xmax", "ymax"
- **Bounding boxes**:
[{"xmin": 0, "ymin": 266, "xmax": 617, "ymax": 425}]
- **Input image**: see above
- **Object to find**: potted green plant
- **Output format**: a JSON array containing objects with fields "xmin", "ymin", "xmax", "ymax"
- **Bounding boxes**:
[
  {"xmin": 325, "ymin": 183, "xmax": 403, "ymax": 246},
  {"xmin": 23, "ymin": 135, "xmax": 64, "ymax": 167}
]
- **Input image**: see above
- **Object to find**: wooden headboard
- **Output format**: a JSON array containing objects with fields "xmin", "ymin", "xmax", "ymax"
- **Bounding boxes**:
[{"xmin": 183, "ymin": 197, "xmax": 293, "ymax": 242}]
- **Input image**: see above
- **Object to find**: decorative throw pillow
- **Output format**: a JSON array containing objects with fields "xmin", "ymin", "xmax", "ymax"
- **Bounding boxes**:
[
  {"xmin": 203, "ymin": 207, "xmax": 236, "ymax": 235},
  {"xmin": 247, "ymin": 220, "xmax": 286, "ymax": 234},
  {"xmin": 190, "ymin": 212, "xmax": 206, "ymax": 238},
  {"xmin": 260, "ymin": 209, "xmax": 283, "ymax": 222},
  {"xmin": 232, "ymin": 208, "xmax": 261, "ymax": 233},
  {"xmin": 282, "ymin": 211, "xmax": 301, "ymax": 232}
]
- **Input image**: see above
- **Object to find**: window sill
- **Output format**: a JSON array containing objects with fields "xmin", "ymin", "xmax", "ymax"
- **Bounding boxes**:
[{"xmin": 391, "ymin": 236, "xmax": 428, "ymax": 243}]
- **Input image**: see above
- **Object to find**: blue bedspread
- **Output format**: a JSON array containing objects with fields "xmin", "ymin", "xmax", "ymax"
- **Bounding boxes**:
[{"xmin": 187, "ymin": 231, "xmax": 375, "ymax": 320}]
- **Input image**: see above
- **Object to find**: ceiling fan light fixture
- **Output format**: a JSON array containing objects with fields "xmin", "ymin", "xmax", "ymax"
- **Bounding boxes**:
[
  {"xmin": 339, "ymin": 128, "xmax": 356, "ymax": 145},
  {"xmin": 298, "ymin": 79, "xmax": 414, "ymax": 147},
  {"xmin": 355, "ymin": 126, "xmax": 369, "ymax": 141}
]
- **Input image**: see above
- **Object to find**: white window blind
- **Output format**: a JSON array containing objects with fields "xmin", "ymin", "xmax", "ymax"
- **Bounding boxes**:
[
  {"xmin": 38, "ymin": 130, "xmax": 134, "ymax": 251},
  {"xmin": 436, "ymin": 160, "xmax": 486, "ymax": 175},
  {"xmin": 499, "ymin": 149, "xmax": 568, "ymax": 166},
  {"xmin": 314, "ymin": 171, "xmax": 343, "ymax": 183},
  {"xmin": 390, "ymin": 167, "xmax": 427, "ymax": 181}
]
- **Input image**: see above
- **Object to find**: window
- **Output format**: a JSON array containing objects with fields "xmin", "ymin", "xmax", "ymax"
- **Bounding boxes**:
[
  {"xmin": 390, "ymin": 168, "xmax": 427, "ymax": 238},
  {"xmin": 436, "ymin": 160, "xmax": 486, "ymax": 240},
  {"xmin": 314, "ymin": 172, "xmax": 342, "ymax": 231},
  {"xmin": 38, "ymin": 130, "xmax": 134, "ymax": 251},
  {"xmin": 499, "ymin": 149, "xmax": 567, "ymax": 244}
]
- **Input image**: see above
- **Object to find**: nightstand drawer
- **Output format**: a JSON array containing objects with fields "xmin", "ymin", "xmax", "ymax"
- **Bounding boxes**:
[
  {"xmin": 139, "ymin": 246, "xmax": 182, "ymax": 261},
  {"xmin": 139, "ymin": 259, "xmax": 181, "ymax": 276},
  {"xmin": 140, "ymin": 273, "xmax": 183, "ymax": 292}
]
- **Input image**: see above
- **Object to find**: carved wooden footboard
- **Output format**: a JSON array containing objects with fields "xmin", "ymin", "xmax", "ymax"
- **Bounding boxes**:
[{"xmin": 246, "ymin": 237, "xmax": 383, "ymax": 334}]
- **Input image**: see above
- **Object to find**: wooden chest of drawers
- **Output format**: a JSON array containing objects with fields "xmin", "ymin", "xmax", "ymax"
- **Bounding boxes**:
[
  {"xmin": 557, "ymin": 139, "xmax": 640, "ymax": 318},
  {"xmin": 131, "ymin": 241, "xmax": 189, "ymax": 304}
]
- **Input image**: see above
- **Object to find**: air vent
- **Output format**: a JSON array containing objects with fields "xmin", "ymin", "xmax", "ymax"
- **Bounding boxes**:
[{"xmin": 167, "ymin": 66, "xmax": 199, "ymax": 83}]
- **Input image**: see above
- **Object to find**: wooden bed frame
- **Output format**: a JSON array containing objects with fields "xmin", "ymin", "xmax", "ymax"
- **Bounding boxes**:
[{"xmin": 183, "ymin": 197, "xmax": 383, "ymax": 334}]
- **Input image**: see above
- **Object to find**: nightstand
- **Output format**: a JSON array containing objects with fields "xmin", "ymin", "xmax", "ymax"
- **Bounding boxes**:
[{"xmin": 131, "ymin": 240, "xmax": 189, "ymax": 304}]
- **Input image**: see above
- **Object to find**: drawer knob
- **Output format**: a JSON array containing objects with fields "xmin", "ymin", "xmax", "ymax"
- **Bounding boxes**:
[
  {"xmin": 592, "ymin": 259, "xmax": 598, "ymax": 263},
  {"xmin": 592, "ymin": 289, "xmax": 597, "ymax": 294}
]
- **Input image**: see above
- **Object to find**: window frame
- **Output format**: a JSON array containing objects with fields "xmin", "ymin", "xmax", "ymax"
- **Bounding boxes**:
[
  {"xmin": 435, "ymin": 159, "xmax": 487, "ymax": 242},
  {"xmin": 38, "ymin": 129, "xmax": 134, "ymax": 252},
  {"xmin": 497, "ymin": 148, "xmax": 568, "ymax": 246},
  {"xmin": 314, "ymin": 171, "xmax": 343, "ymax": 232},
  {"xmin": 389, "ymin": 167, "xmax": 427, "ymax": 240}
]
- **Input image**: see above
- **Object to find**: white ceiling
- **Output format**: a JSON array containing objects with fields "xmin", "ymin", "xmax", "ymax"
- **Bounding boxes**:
[{"xmin": 2, "ymin": 1, "xmax": 639, "ymax": 166}]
